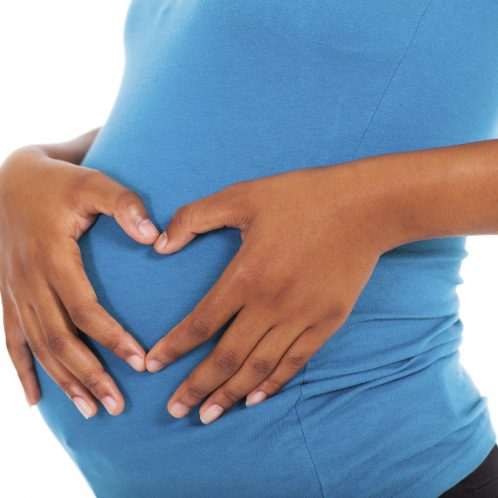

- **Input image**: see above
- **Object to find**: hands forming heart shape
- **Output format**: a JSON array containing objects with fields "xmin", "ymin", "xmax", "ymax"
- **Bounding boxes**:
[{"xmin": 0, "ymin": 133, "xmax": 401, "ymax": 424}]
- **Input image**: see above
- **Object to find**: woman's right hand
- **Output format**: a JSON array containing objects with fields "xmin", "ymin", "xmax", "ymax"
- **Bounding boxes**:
[{"xmin": 0, "ymin": 141, "xmax": 160, "ymax": 418}]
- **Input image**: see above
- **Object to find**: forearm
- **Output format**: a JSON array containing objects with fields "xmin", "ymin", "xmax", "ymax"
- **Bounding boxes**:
[
  {"xmin": 19, "ymin": 127, "xmax": 100, "ymax": 164},
  {"xmin": 354, "ymin": 138, "xmax": 498, "ymax": 252}
]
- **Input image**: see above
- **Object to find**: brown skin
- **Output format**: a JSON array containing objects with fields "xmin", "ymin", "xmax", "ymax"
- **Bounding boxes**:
[
  {"xmin": 3, "ymin": 131, "xmax": 498, "ymax": 424},
  {"xmin": 146, "ymin": 162, "xmax": 391, "ymax": 424},
  {"xmin": 145, "ymin": 138, "xmax": 498, "ymax": 424},
  {"xmin": 0, "ymin": 130, "xmax": 160, "ymax": 418}
]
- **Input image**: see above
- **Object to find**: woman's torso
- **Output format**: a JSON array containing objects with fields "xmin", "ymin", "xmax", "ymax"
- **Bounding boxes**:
[{"xmin": 35, "ymin": 1, "xmax": 498, "ymax": 496}]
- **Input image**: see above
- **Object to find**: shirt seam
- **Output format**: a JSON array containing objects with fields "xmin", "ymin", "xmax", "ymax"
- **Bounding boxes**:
[
  {"xmin": 294, "ymin": 363, "xmax": 326, "ymax": 498},
  {"xmin": 349, "ymin": 0, "xmax": 434, "ymax": 162}
]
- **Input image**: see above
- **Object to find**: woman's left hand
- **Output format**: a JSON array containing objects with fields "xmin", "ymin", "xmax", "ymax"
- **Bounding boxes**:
[{"xmin": 146, "ymin": 159, "xmax": 401, "ymax": 424}]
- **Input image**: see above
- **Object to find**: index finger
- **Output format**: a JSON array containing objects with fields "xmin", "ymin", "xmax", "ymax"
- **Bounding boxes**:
[
  {"xmin": 145, "ymin": 247, "xmax": 252, "ymax": 372},
  {"xmin": 47, "ymin": 237, "xmax": 146, "ymax": 371}
]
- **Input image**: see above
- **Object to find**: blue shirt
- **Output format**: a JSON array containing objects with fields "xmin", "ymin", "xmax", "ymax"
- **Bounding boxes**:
[{"xmin": 35, "ymin": 1, "xmax": 498, "ymax": 496}]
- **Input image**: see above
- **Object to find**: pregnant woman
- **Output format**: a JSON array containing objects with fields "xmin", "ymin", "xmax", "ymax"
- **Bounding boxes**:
[{"xmin": 2, "ymin": 1, "xmax": 498, "ymax": 497}]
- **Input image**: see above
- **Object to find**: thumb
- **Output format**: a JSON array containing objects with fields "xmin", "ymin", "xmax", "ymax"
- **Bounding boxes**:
[
  {"xmin": 81, "ymin": 170, "xmax": 160, "ymax": 245},
  {"xmin": 155, "ymin": 187, "xmax": 248, "ymax": 255}
]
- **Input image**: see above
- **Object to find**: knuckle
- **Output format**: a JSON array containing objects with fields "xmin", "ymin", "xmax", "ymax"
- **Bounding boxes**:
[
  {"xmin": 218, "ymin": 387, "xmax": 240, "ymax": 404},
  {"xmin": 58, "ymin": 379, "xmax": 73, "ymax": 394},
  {"xmin": 28, "ymin": 340, "xmax": 45, "ymax": 359},
  {"xmin": 223, "ymin": 180, "xmax": 253, "ymax": 199},
  {"xmin": 187, "ymin": 315, "xmax": 212, "ymax": 341},
  {"xmin": 266, "ymin": 377, "xmax": 284, "ymax": 391},
  {"xmin": 234, "ymin": 260, "xmax": 262, "ymax": 285},
  {"xmin": 248, "ymin": 356, "xmax": 273, "ymax": 376},
  {"xmin": 213, "ymin": 348, "xmax": 241, "ymax": 375},
  {"xmin": 158, "ymin": 343, "xmax": 181, "ymax": 362},
  {"xmin": 116, "ymin": 189, "xmax": 142, "ymax": 214},
  {"xmin": 323, "ymin": 303, "xmax": 349, "ymax": 323},
  {"xmin": 46, "ymin": 334, "xmax": 67, "ymax": 355},
  {"xmin": 81, "ymin": 370, "xmax": 105, "ymax": 393},
  {"xmin": 231, "ymin": 211, "xmax": 253, "ymax": 230},
  {"xmin": 172, "ymin": 204, "xmax": 194, "ymax": 227},
  {"xmin": 104, "ymin": 334, "xmax": 122, "ymax": 354},
  {"xmin": 68, "ymin": 303, "xmax": 94, "ymax": 330},
  {"xmin": 225, "ymin": 180, "xmax": 259, "ymax": 212},
  {"xmin": 220, "ymin": 185, "xmax": 252, "ymax": 219},
  {"xmin": 285, "ymin": 352, "xmax": 308, "ymax": 370},
  {"xmin": 185, "ymin": 383, "xmax": 208, "ymax": 401}
]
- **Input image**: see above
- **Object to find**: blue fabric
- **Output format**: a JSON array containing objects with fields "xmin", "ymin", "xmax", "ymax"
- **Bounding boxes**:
[{"xmin": 34, "ymin": 1, "xmax": 498, "ymax": 496}]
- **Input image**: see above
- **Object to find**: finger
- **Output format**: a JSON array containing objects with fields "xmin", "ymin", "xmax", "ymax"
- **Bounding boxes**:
[
  {"xmin": 2, "ymin": 292, "xmax": 40, "ymax": 406},
  {"xmin": 164, "ymin": 305, "xmax": 272, "ymax": 418},
  {"xmin": 32, "ymin": 284, "xmax": 126, "ymax": 416},
  {"xmin": 49, "ymin": 237, "xmax": 146, "ymax": 371},
  {"xmin": 79, "ymin": 169, "xmax": 160, "ymax": 244},
  {"xmin": 197, "ymin": 322, "xmax": 305, "ymax": 424},
  {"xmin": 245, "ymin": 324, "xmax": 331, "ymax": 406},
  {"xmin": 15, "ymin": 300, "xmax": 100, "ymax": 419},
  {"xmin": 145, "ymin": 247, "xmax": 251, "ymax": 373},
  {"xmin": 154, "ymin": 185, "xmax": 250, "ymax": 254}
]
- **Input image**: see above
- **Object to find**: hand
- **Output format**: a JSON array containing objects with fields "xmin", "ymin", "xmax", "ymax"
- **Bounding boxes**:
[
  {"xmin": 0, "ymin": 145, "xmax": 160, "ymax": 418},
  {"xmin": 146, "ymin": 160, "xmax": 397, "ymax": 424}
]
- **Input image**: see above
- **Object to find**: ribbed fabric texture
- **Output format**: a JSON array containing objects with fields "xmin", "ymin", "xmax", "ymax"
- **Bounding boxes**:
[{"xmin": 35, "ymin": 2, "xmax": 498, "ymax": 496}]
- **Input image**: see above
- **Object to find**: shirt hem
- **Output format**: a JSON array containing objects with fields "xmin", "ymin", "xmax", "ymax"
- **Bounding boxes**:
[{"xmin": 403, "ymin": 420, "xmax": 496, "ymax": 498}]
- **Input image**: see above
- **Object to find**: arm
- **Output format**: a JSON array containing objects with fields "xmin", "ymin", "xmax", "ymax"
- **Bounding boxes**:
[
  {"xmin": 0, "ymin": 129, "xmax": 160, "ymax": 417},
  {"xmin": 358, "ymin": 138, "xmax": 498, "ymax": 248},
  {"xmin": 144, "ymin": 138, "xmax": 498, "ymax": 424},
  {"xmin": 25, "ymin": 127, "xmax": 101, "ymax": 165}
]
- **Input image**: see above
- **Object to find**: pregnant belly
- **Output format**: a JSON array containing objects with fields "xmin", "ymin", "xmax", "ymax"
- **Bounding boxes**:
[
  {"xmin": 31, "ymin": 59, "xmax": 470, "ymax": 495},
  {"xmin": 34, "ymin": 202, "xmax": 324, "ymax": 498},
  {"xmin": 33, "ymin": 129, "xmax": 329, "ymax": 497},
  {"xmin": 31, "ymin": 55, "xmax": 473, "ymax": 498},
  {"xmin": 32, "ymin": 130, "xmax": 465, "ymax": 498},
  {"xmin": 31, "ymin": 1, "xmax": 498, "ymax": 493}
]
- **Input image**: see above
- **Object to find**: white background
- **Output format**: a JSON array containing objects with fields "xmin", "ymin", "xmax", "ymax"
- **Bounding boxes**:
[{"xmin": 0, "ymin": 2, "xmax": 497, "ymax": 497}]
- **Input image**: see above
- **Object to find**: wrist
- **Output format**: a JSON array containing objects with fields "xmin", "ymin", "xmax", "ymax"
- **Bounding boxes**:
[
  {"xmin": 349, "ymin": 152, "xmax": 422, "ymax": 254},
  {"xmin": 350, "ymin": 140, "xmax": 498, "ymax": 253},
  {"xmin": 306, "ymin": 157, "xmax": 408, "ymax": 256}
]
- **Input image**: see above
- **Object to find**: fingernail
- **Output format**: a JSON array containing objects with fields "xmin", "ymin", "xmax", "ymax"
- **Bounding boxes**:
[
  {"xmin": 73, "ymin": 396, "xmax": 94, "ymax": 419},
  {"xmin": 127, "ymin": 354, "xmax": 145, "ymax": 371},
  {"xmin": 156, "ymin": 232, "xmax": 168, "ymax": 252},
  {"xmin": 169, "ymin": 402, "xmax": 190, "ymax": 418},
  {"xmin": 146, "ymin": 359, "xmax": 166, "ymax": 372},
  {"xmin": 137, "ymin": 218, "xmax": 159, "ymax": 238},
  {"xmin": 102, "ymin": 396, "xmax": 118, "ymax": 415},
  {"xmin": 246, "ymin": 390, "xmax": 267, "ymax": 407},
  {"xmin": 200, "ymin": 404, "xmax": 224, "ymax": 424}
]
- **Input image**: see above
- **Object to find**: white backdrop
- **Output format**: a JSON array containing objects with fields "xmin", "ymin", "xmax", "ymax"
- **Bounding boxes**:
[{"xmin": 0, "ymin": 2, "xmax": 497, "ymax": 497}]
